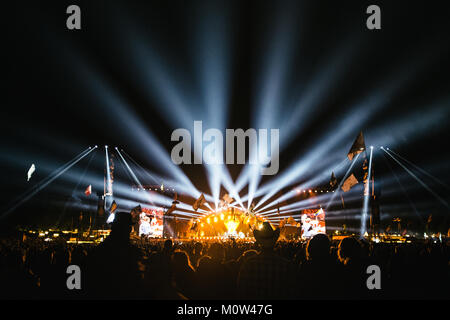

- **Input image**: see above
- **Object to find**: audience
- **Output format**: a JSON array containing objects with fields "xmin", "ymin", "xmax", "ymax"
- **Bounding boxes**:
[{"xmin": 0, "ymin": 216, "xmax": 449, "ymax": 300}]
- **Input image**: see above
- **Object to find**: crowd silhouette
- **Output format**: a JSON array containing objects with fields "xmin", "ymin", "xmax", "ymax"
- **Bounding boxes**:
[{"xmin": 1, "ymin": 211, "xmax": 448, "ymax": 300}]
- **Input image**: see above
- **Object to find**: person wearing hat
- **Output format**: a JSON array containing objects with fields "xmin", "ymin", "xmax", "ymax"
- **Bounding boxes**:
[{"xmin": 237, "ymin": 222, "xmax": 296, "ymax": 299}]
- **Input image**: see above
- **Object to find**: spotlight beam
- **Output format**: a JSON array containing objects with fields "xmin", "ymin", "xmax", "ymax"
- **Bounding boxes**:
[
  {"xmin": 360, "ymin": 146, "xmax": 373, "ymax": 237},
  {"xmin": 2, "ymin": 146, "xmax": 97, "ymax": 218},
  {"xmin": 382, "ymin": 148, "xmax": 449, "ymax": 209},
  {"xmin": 380, "ymin": 150, "xmax": 422, "ymax": 222},
  {"xmin": 257, "ymin": 157, "xmax": 348, "ymax": 213},
  {"xmin": 251, "ymin": 49, "xmax": 436, "ymax": 211},
  {"xmin": 105, "ymin": 146, "xmax": 112, "ymax": 195},
  {"xmin": 115, "ymin": 148, "xmax": 142, "ymax": 188},
  {"xmin": 120, "ymin": 149, "xmax": 161, "ymax": 185},
  {"xmin": 389, "ymin": 148, "xmax": 450, "ymax": 190},
  {"xmin": 115, "ymin": 147, "xmax": 154, "ymax": 205},
  {"xmin": 325, "ymin": 153, "xmax": 361, "ymax": 210},
  {"xmin": 55, "ymin": 150, "xmax": 97, "ymax": 227},
  {"xmin": 2, "ymin": 147, "xmax": 93, "ymax": 212},
  {"xmin": 120, "ymin": 148, "xmax": 216, "ymax": 203}
]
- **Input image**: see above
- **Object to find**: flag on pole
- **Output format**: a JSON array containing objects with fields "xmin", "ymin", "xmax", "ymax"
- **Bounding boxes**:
[
  {"xmin": 249, "ymin": 202, "xmax": 255, "ymax": 214},
  {"xmin": 329, "ymin": 172, "xmax": 338, "ymax": 188},
  {"xmin": 223, "ymin": 193, "xmax": 234, "ymax": 204},
  {"xmin": 109, "ymin": 200, "xmax": 118, "ymax": 213},
  {"xmin": 130, "ymin": 205, "xmax": 142, "ymax": 219},
  {"xmin": 84, "ymin": 185, "xmax": 92, "ymax": 196},
  {"xmin": 192, "ymin": 193, "xmax": 206, "ymax": 211},
  {"xmin": 27, "ymin": 164, "xmax": 35, "ymax": 181},
  {"xmin": 287, "ymin": 216, "xmax": 297, "ymax": 226},
  {"xmin": 166, "ymin": 201, "xmax": 177, "ymax": 215},
  {"xmin": 347, "ymin": 131, "xmax": 366, "ymax": 161},
  {"xmin": 341, "ymin": 174, "xmax": 359, "ymax": 192}
]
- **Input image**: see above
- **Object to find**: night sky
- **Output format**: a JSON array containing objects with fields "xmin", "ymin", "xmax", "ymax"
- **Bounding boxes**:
[{"xmin": 2, "ymin": 0, "xmax": 450, "ymax": 231}]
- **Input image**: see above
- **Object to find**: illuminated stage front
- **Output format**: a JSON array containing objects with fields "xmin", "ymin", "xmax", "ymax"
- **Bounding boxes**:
[{"xmin": 187, "ymin": 208, "xmax": 269, "ymax": 239}]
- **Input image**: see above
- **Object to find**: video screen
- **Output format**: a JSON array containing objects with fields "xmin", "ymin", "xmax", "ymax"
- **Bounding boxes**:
[
  {"xmin": 301, "ymin": 208, "xmax": 326, "ymax": 239},
  {"xmin": 139, "ymin": 208, "xmax": 164, "ymax": 237}
]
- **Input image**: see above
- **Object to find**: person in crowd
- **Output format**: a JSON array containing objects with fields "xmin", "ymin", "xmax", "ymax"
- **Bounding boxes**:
[
  {"xmin": 1, "ymin": 227, "xmax": 450, "ymax": 299},
  {"xmin": 143, "ymin": 251, "xmax": 185, "ymax": 300},
  {"xmin": 84, "ymin": 211, "xmax": 144, "ymax": 299},
  {"xmin": 170, "ymin": 250, "xmax": 197, "ymax": 299},
  {"xmin": 337, "ymin": 236, "xmax": 374, "ymax": 298},
  {"xmin": 297, "ymin": 234, "xmax": 344, "ymax": 299},
  {"xmin": 237, "ymin": 222, "xmax": 296, "ymax": 299},
  {"xmin": 190, "ymin": 241, "xmax": 203, "ymax": 267}
]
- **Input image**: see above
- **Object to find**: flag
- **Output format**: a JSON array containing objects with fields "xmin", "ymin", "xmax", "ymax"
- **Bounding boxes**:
[
  {"xmin": 106, "ymin": 213, "xmax": 115, "ymax": 224},
  {"xmin": 131, "ymin": 205, "xmax": 142, "ymax": 216},
  {"xmin": 166, "ymin": 201, "xmax": 177, "ymax": 215},
  {"xmin": 347, "ymin": 131, "xmax": 366, "ymax": 161},
  {"xmin": 84, "ymin": 185, "xmax": 92, "ymax": 196},
  {"xmin": 192, "ymin": 193, "xmax": 206, "ymax": 211},
  {"xmin": 329, "ymin": 172, "xmax": 338, "ymax": 188},
  {"xmin": 223, "ymin": 193, "xmax": 234, "ymax": 204},
  {"xmin": 287, "ymin": 216, "xmax": 297, "ymax": 226},
  {"xmin": 27, "ymin": 164, "xmax": 35, "ymax": 181},
  {"xmin": 341, "ymin": 174, "xmax": 359, "ymax": 192},
  {"xmin": 109, "ymin": 200, "xmax": 118, "ymax": 213}
]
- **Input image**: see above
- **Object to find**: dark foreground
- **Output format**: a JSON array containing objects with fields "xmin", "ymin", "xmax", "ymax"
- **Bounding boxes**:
[{"xmin": 1, "ymin": 234, "xmax": 449, "ymax": 300}]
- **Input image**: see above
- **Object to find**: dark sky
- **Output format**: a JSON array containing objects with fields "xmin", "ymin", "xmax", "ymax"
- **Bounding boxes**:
[{"xmin": 2, "ymin": 0, "xmax": 450, "ymax": 229}]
